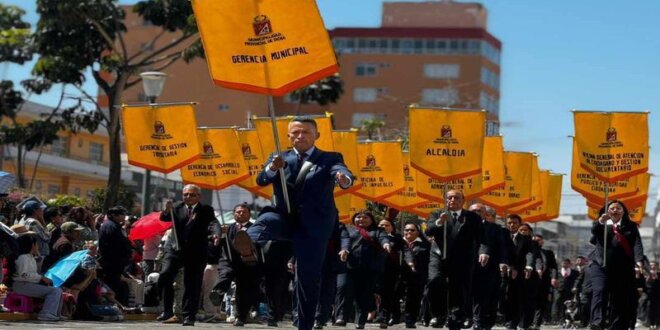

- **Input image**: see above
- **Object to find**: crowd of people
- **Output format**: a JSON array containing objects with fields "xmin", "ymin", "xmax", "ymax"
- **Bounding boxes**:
[
  {"xmin": 0, "ymin": 190, "xmax": 658, "ymax": 329},
  {"xmin": 0, "ymin": 117, "xmax": 658, "ymax": 330}
]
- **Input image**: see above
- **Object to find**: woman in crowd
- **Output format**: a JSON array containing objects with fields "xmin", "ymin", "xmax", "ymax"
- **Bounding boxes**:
[
  {"xmin": 10, "ymin": 224, "xmax": 63, "ymax": 321},
  {"xmin": 376, "ymin": 218, "xmax": 405, "ymax": 328},
  {"xmin": 400, "ymin": 222, "xmax": 430, "ymax": 329},
  {"xmin": 67, "ymin": 207, "xmax": 98, "ymax": 249},
  {"xmin": 335, "ymin": 210, "xmax": 391, "ymax": 329},
  {"xmin": 588, "ymin": 200, "xmax": 644, "ymax": 330}
]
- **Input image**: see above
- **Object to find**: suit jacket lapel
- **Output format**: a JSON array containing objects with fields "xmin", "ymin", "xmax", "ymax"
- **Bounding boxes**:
[
  {"xmin": 451, "ymin": 211, "xmax": 465, "ymax": 237},
  {"xmin": 295, "ymin": 148, "xmax": 319, "ymax": 187}
]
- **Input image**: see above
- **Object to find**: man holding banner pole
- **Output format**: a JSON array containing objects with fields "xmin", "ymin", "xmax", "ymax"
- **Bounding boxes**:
[
  {"xmin": 244, "ymin": 117, "xmax": 353, "ymax": 330},
  {"xmin": 426, "ymin": 189, "xmax": 490, "ymax": 330}
]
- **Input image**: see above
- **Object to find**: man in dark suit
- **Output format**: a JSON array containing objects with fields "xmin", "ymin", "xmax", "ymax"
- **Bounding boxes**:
[
  {"xmin": 551, "ymin": 258, "xmax": 579, "ymax": 324},
  {"xmin": 157, "ymin": 184, "xmax": 219, "ymax": 326},
  {"xmin": 425, "ymin": 190, "xmax": 490, "ymax": 330},
  {"xmin": 246, "ymin": 117, "xmax": 354, "ymax": 330},
  {"xmin": 209, "ymin": 203, "xmax": 260, "ymax": 327},
  {"xmin": 532, "ymin": 234, "xmax": 558, "ymax": 329},
  {"xmin": 98, "ymin": 206, "xmax": 132, "ymax": 305},
  {"xmin": 469, "ymin": 204, "xmax": 509, "ymax": 330},
  {"xmin": 503, "ymin": 215, "xmax": 542, "ymax": 330}
]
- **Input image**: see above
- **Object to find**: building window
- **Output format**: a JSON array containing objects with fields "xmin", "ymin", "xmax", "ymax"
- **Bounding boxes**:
[
  {"xmin": 421, "ymin": 88, "xmax": 458, "ymax": 106},
  {"xmin": 481, "ymin": 67, "xmax": 500, "ymax": 90},
  {"xmin": 351, "ymin": 113, "xmax": 386, "ymax": 127},
  {"xmin": 89, "ymin": 142, "xmax": 104, "ymax": 163},
  {"xmin": 486, "ymin": 121, "xmax": 500, "ymax": 136},
  {"xmin": 218, "ymin": 104, "xmax": 230, "ymax": 111},
  {"xmin": 355, "ymin": 63, "xmax": 378, "ymax": 77},
  {"xmin": 424, "ymin": 64, "xmax": 460, "ymax": 79},
  {"xmin": 353, "ymin": 88, "xmax": 379, "ymax": 103},
  {"xmin": 47, "ymin": 184, "xmax": 59, "ymax": 195},
  {"xmin": 480, "ymin": 91, "xmax": 500, "ymax": 116},
  {"xmin": 51, "ymin": 137, "xmax": 68, "ymax": 157}
]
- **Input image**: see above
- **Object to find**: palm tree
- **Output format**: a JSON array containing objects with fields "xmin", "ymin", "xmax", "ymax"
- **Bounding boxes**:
[{"xmin": 359, "ymin": 118, "xmax": 385, "ymax": 140}]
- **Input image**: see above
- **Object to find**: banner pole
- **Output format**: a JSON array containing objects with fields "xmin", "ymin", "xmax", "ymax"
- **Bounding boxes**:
[
  {"xmin": 215, "ymin": 190, "xmax": 232, "ymax": 263},
  {"xmin": 267, "ymin": 95, "xmax": 292, "ymax": 214},
  {"xmin": 442, "ymin": 182, "xmax": 448, "ymax": 260},
  {"xmin": 603, "ymin": 181, "xmax": 609, "ymax": 267}
]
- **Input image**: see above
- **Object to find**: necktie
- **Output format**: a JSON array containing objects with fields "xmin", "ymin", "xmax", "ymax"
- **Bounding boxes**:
[
  {"xmin": 297, "ymin": 153, "xmax": 307, "ymax": 170},
  {"xmin": 187, "ymin": 206, "xmax": 193, "ymax": 220},
  {"xmin": 236, "ymin": 223, "xmax": 242, "ymax": 231}
]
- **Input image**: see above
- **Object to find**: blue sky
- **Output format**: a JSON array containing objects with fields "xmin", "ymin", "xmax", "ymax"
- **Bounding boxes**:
[{"xmin": 3, "ymin": 0, "xmax": 659, "ymax": 215}]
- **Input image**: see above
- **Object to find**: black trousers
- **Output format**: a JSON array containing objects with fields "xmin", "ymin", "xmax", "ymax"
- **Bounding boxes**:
[
  {"xmin": 102, "ymin": 270, "xmax": 129, "ymax": 306},
  {"xmin": 533, "ymin": 278, "xmax": 552, "ymax": 327},
  {"xmin": 446, "ymin": 266, "xmax": 475, "ymax": 330},
  {"xmin": 588, "ymin": 263, "xmax": 637, "ymax": 329},
  {"xmin": 473, "ymin": 268, "xmax": 500, "ymax": 330},
  {"xmin": 158, "ymin": 252, "xmax": 205, "ymax": 320},
  {"xmin": 378, "ymin": 267, "xmax": 403, "ymax": 324},
  {"xmin": 426, "ymin": 246, "xmax": 447, "ymax": 324},
  {"xmin": 335, "ymin": 270, "xmax": 378, "ymax": 326},
  {"xmin": 402, "ymin": 270, "xmax": 425, "ymax": 326},
  {"xmin": 214, "ymin": 259, "xmax": 260, "ymax": 322},
  {"xmin": 315, "ymin": 270, "xmax": 337, "ymax": 325},
  {"xmin": 261, "ymin": 241, "xmax": 292, "ymax": 322}
]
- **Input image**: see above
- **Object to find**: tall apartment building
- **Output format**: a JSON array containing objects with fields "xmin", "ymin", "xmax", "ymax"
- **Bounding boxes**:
[{"xmin": 119, "ymin": 0, "xmax": 501, "ymax": 136}]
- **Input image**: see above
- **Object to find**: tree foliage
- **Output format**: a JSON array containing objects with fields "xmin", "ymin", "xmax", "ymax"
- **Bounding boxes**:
[{"xmin": 32, "ymin": 0, "xmax": 203, "ymax": 210}]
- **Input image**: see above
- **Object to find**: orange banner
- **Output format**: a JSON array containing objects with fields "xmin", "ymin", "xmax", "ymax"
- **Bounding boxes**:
[
  {"xmin": 382, "ymin": 152, "xmax": 428, "ymax": 210},
  {"xmin": 545, "ymin": 174, "xmax": 563, "ymax": 219},
  {"xmin": 332, "ymin": 129, "xmax": 362, "ymax": 196},
  {"xmin": 409, "ymin": 107, "xmax": 486, "ymax": 182},
  {"xmin": 353, "ymin": 141, "xmax": 405, "ymax": 201},
  {"xmin": 510, "ymin": 156, "xmax": 543, "ymax": 214},
  {"xmin": 336, "ymin": 194, "xmax": 367, "ymax": 224},
  {"xmin": 405, "ymin": 201, "xmax": 445, "ymax": 219},
  {"xmin": 122, "ymin": 103, "xmax": 200, "ymax": 173},
  {"xmin": 573, "ymin": 111, "xmax": 649, "ymax": 183},
  {"xmin": 479, "ymin": 151, "xmax": 535, "ymax": 213},
  {"xmin": 236, "ymin": 129, "xmax": 273, "ymax": 199},
  {"xmin": 192, "ymin": 0, "xmax": 338, "ymax": 95},
  {"xmin": 571, "ymin": 139, "xmax": 640, "ymax": 204},
  {"xmin": 514, "ymin": 170, "xmax": 549, "ymax": 222},
  {"xmin": 181, "ymin": 128, "xmax": 250, "ymax": 190}
]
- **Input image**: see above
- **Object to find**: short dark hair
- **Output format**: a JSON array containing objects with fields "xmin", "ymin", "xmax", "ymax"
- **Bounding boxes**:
[
  {"xmin": 290, "ymin": 117, "xmax": 318, "ymax": 130},
  {"xmin": 107, "ymin": 206, "xmax": 128, "ymax": 217},
  {"xmin": 233, "ymin": 203, "xmax": 250, "ymax": 212},
  {"xmin": 43, "ymin": 207, "xmax": 61, "ymax": 223},
  {"xmin": 519, "ymin": 223, "xmax": 533, "ymax": 233},
  {"xmin": 506, "ymin": 214, "xmax": 522, "ymax": 224}
]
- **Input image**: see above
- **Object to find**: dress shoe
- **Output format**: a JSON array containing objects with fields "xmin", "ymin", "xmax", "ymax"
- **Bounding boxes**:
[
  {"xmin": 183, "ymin": 317, "xmax": 195, "ymax": 326},
  {"xmin": 163, "ymin": 315, "xmax": 181, "ymax": 324},
  {"xmin": 267, "ymin": 320, "xmax": 279, "ymax": 327},
  {"xmin": 335, "ymin": 319, "xmax": 347, "ymax": 326},
  {"xmin": 405, "ymin": 323, "xmax": 417, "ymax": 329},
  {"xmin": 356, "ymin": 324, "xmax": 365, "ymax": 329},
  {"xmin": 388, "ymin": 319, "xmax": 396, "ymax": 326},
  {"xmin": 379, "ymin": 322, "xmax": 388, "ymax": 329},
  {"xmin": 234, "ymin": 319, "xmax": 245, "ymax": 327},
  {"xmin": 156, "ymin": 312, "xmax": 174, "ymax": 321},
  {"xmin": 313, "ymin": 322, "xmax": 324, "ymax": 329},
  {"xmin": 463, "ymin": 320, "xmax": 473, "ymax": 329},
  {"xmin": 430, "ymin": 317, "xmax": 441, "ymax": 328},
  {"xmin": 233, "ymin": 230, "xmax": 258, "ymax": 265}
]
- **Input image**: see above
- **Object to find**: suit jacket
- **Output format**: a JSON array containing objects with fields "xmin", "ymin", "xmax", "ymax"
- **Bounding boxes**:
[
  {"xmin": 589, "ymin": 219, "xmax": 644, "ymax": 268},
  {"xmin": 219, "ymin": 221, "xmax": 253, "ymax": 264},
  {"xmin": 343, "ymin": 225, "xmax": 390, "ymax": 272},
  {"xmin": 556, "ymin": 268, "xmax": 579, "ymax": 295},
  {"xmin": 539, "ymin": 248, "xmax": 558, "ymax": 283},
  {"xmin": 257, "ymin": 148, "xmax": 353, "ymax": 240},
  {"xmin": 402, "ymin": 238, "xmax": 431, "ymax": 278},
  {"xmin": 480, "ymin": 220, "xmax": 509, "ymax": 273},
  {"xmin": 426, "ymin": 209, "xmax": 490, "ymax": 276},
  {"xmin": 509, "ymin": 233, "xmax": 541, "ymax": 273},
  {"xmin": 160, "ymin": 201, "xmax": 217, "ymax": 260},
  {"xmin": 98, "ymin": 219, "xmax": 132, "ymax": 273}
]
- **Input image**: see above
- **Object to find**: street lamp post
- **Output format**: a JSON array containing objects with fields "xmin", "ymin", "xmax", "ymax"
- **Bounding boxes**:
[{"xmin": 139, "ymin": 71, "xmax": 167, "ymax": 215}]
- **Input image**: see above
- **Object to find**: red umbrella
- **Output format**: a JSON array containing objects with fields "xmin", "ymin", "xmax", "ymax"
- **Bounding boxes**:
[{"xmin": 128, "ymin": 212, "xmax": 171, "ymax": 241}]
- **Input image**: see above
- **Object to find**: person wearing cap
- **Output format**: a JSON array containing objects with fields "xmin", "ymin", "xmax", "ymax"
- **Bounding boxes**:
[
  {"xmin": 10, "ymin": 224, "xmax": 64, "ymax": 321},
  {"xmin": 42, "ymin": 221, "xmax": 85, "ymax": 272},
  {"xmin": 98, "ymin": 206, "xmax": 132, "ymax": 305},
  {"xmin": 18, "ymin": 200, "xmax": 50, "ymax": 271}
]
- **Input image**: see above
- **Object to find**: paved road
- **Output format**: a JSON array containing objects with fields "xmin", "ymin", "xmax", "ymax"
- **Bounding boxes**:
[{"xmin": 1, "ymin": 321, "xmax": 651, "ymax": 330}]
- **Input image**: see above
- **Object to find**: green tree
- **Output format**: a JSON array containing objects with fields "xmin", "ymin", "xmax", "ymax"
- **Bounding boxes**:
[
  {"xmin": 32, "ymin": 0, "xmax": 203, "ymax": 210},
  {"xmin": 88, "ymin": 183, "xmax": 138, "ymax": 214},
  {"xmin": 0, "ymin": 5, "xmax": 100, "ymax": 189},
  {"xmin": 359, "ymin": 118, "xmax": 385, "ymax": 140},
  {"xmin": 289, "ymin": 73, "xmax": 344, "ymax": 115}
]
